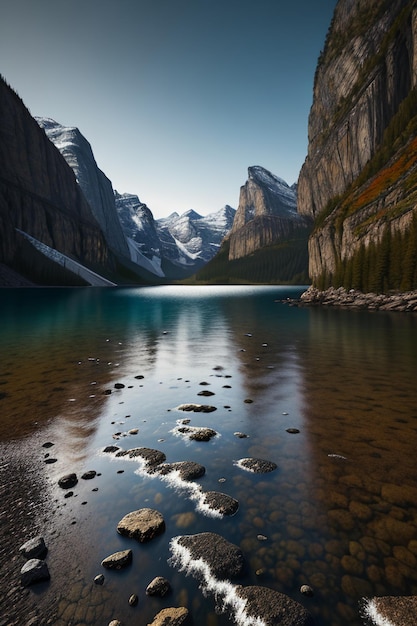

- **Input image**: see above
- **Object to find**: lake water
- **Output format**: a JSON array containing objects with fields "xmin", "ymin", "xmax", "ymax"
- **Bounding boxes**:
[{"xmin": 1, "ymin": 285, "xmax": 417, "ymax": 626}]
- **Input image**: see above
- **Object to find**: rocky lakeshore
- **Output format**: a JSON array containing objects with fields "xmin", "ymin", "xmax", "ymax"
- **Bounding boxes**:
[{"xmin": 290, "ymin": 286, "xmax": 417, "ymax": 312}]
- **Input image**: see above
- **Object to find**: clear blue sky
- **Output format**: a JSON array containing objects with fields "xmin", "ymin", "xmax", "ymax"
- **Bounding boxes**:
[{"xmin": 1, "ymin": 0, "xmax": 337, "ymax": 218}]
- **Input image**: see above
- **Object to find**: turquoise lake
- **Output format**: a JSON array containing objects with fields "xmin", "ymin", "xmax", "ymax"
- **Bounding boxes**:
[{"xmin": 1, "ymin": 284, "xmax": 417, "ymax": 626}]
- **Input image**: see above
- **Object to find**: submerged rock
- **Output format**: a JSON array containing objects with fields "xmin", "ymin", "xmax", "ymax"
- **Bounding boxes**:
[
  {"xmin": 148, "ymin": 607, "xmax": 190, "ymax": 625},
  {"xmin": 20, "ymin": 559, "xmax": 50, "ymax": 587},
  {"xmin": 235, "ymin": 585, "xmax": 315, "ymax": 625},
  {"xmin": 117, "ymin": 508, "xmax": 165, "ymax": 542},
  {"xmin": 174, "ymin": 532, "xmax": 245, "ymax": 579},
  {"xmin": 101, "ymin": 549, "xmax": 132, "ymax": 570},
  {"xmin": 236, "ymin": 458, "xmax": 278, "ymax": 473}
]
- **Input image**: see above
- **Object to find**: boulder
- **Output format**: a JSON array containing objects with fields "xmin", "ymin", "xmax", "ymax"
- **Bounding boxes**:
[
  {"xmin": 147, "ymin": 606, "xmax": 190, "ymax": 625},
  {"xmin": 19, "ymin": 536, "xmax": 47, "ymax": 560},
  {"xmin": 117, "ymin": 508, "xmax": 165, "ymax": 542},
  {"xmin": 175, "ymin": 532, "xmax": 245, "ymax": 579},
  {"xmin": 235, "ymin": 585, "xmax": 315, "ymax": 625},
  {"xmin": 20, "ymin": 559, "xmax": 50, "ymax": 587},
  {"xmin": 101, "ymin": 549, "xmax": 132, "ymax": 569},
  {"xmin": 146, "ymin": 576, "xmax": 171, "ymax": 597}
]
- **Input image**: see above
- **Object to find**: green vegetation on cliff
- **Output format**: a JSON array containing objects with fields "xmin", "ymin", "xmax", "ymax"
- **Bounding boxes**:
[
  {"xmin": 188, "ymin": 231, "xmax": 310, "ymax": 285},
  {"xmin": 317, "ymin": 215, "xmax": 417, "ymax": 293}
]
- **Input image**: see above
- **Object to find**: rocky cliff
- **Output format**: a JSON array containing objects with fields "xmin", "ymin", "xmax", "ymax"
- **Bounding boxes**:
[
  {"xmin": 228, "ymin": 166, "xmax": 311, "ymax": 261},
  {"xmin": 0, "ymin": 75, "xmax": 115, "ymax": 284},
  {"xmin": 37, "ymin": 117, "xmax": 130, "ymax": 259},
  {"xmin": 298, "ymin": 0, "xmax": 417, "ymax": 291}
]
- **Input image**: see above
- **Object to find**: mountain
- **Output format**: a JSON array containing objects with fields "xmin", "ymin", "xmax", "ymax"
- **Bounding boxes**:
[
  {"xmin": 228, "ymin": 166, "xmax": 311, "ymax": 261},
  {"xmin": 156, "ymin": 206, "xmax": 236, "ymax": 273},
  {"xmin": 114, "ymin": 191, "xmax": 164, "ymax": 277},
  {"xmin": 36, "ymin": 117, "xmax": 130, "ymax": 260},
  {"xmin": 37, "ymin": 117, "xmax": 235, "ymax": 280},
  {"xmin": 0, "ymin": 75, "xmax": 116, "ymax": 286},
  {"xmin": 193, "ymin": 166, "xmax": 311, "ymax": 284},
  {"xmin": 298, "ymin": 0, "xmax": 417, "ymax": 293}
]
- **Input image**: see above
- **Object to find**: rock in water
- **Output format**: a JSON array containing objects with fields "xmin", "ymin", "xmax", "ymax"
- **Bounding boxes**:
[
  {"xmin": 58, "ymin": 473, "xmax": 78, "ymax": 489},
  {"xmin": 147, "ymin": 606, "xmax": 190, "ymax": 625},
  {"xmin": 237, "ymin": 458, "xmax": 277, "ymax": 473},
  {"xmin": 117, "ymin": 508, "xmax": 165, "ymax": 542},
  {"xmin": 174, "ymin": 532, "xmax": 245, "ymax": 579},
  {"xmin": 146, "ymin": 576, "xmax": 171, "ymax": 597},
  {"xmin": 101, "ymin": 549, "xmax": 132, "ymax": 569},
  {"xmin": 202, "ymin": 491, "xmax": 239, "ymax": 516},
  {"xmin": 20, "ymin": 559, "xmax": 50, "ymax": 587},
  {"xmin": 235, "ymin": 585, "xmax": 315, "ymax": 626}
]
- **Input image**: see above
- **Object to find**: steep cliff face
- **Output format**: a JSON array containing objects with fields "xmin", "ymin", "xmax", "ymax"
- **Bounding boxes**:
[
  {"xmin": 228, "ymin": 166, "xmax": 310, "ymax": 261},
  {"xmin": 298, "ymin": 0, "xmax": 417, "ymax": 288},
  {"xmin": 0, "ymin": 77, "xmax": 115, "ymax": 284},
  {"xmin": 36, "ymin": 117, "xmax": 130, "ymax": 259}
]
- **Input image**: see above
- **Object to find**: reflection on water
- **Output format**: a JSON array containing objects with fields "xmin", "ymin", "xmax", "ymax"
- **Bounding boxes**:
[{"xmin": 1, "ymin": 286, "xmax": 417, "ymax": 626}]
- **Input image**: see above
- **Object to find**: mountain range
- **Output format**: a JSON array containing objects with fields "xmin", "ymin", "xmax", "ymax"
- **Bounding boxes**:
[{"xmin": 36, "ymin": 117, "xmax": 237, "ymax": 281}]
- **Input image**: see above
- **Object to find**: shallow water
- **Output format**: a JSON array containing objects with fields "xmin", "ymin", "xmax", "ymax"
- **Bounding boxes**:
[{"xmin": 1, "ymin": 285, "xmax": 417, "ymax": 625}]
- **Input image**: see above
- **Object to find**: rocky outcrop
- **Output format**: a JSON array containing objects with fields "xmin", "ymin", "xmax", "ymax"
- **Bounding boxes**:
[
  {"xmin": 228, "ymin": 166, "xmax": 310, "ymax": 261},
  {"xmin": 0, "ymin": 76, "xmax": 114, "ymax": 283},
  {"xmin": 297, "ymin": 0, "xmax": 417, "ymax": 287}
]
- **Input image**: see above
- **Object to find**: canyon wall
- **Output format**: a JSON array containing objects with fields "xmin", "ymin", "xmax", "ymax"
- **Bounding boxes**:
[{"xmin": 297, "ymin": 0, "xmax": 417, "ymax": 288}]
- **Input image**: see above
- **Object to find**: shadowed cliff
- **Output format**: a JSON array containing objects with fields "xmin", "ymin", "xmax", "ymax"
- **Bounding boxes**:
[{"xmin": 0, "ymin": 75, "xmax": 118, "ymax": 285}]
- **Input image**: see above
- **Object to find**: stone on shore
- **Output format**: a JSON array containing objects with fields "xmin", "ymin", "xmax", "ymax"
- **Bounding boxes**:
[
  {"xmin": 235, "ymin": 585, "xmax": 315, "ymax": 625},
  {"xmin": 147, "ymin": 607, "xmax": 190, "ymax": 625},
  {"xmin": 19, "ymin": 536, "xmax": 47, "ymax": 560},
  {"xmin": 175, "ymin": 532, "xmax": 245, "ymax": 579},
  {"xmin": 21, "ymin": 559, "xmax": 50, "ymax": 587},
  {"xmin": 101, "ymin": 549, "xmax": 132, "ymax": 569},
  {"xmin": 117, "ymin": 508, "xmax": 165, "ymax": 542},
  {"xmin": 298, "ymin": 286, "xmax": 417, "ymax": 313}
]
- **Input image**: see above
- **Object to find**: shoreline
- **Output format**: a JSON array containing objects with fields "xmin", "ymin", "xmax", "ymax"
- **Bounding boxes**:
[{"xmin": 287, "ymin": 286, "xmax": 417, "ymax": 312}]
